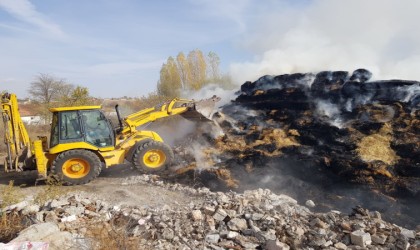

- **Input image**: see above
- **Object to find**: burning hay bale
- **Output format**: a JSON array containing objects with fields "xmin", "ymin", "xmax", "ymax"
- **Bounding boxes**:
[
  {"xmin": 356, "ymin": 123, "xmax": 399, "ymax": 165},
  {"xmin": 172, "ymin": 68, "xmax": 419, "ymax": 228}
]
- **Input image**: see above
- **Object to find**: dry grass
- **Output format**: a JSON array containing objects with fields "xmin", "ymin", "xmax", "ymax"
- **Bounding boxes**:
[
  {"xmin": 0, "ymin": 181, "xmax": 23, "ymax": 210},
  {"xmin": 356, "ymin": 123, "xmax": 399, "ymax": 165},
  {"xmin": 85, "ymin": 218, "xmax": 140, "ymax": 250},
  {"xmin": 34, "ymin": 177, "xmax": 67, "ymax": 206},
  {"xmin": 0, "ymin": 181, "xmax": 29, "ymax": 243},
  {"xmin": 0, "ymin": 211, "xmax": 29, "ymax": 243}
]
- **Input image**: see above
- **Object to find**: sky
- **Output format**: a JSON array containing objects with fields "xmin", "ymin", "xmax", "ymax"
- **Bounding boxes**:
[{"xmin": 0, "ymin": 0, "xmax": 419, "ymax": 98}]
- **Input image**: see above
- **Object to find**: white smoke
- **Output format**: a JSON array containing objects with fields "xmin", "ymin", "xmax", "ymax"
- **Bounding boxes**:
[
  {"xmin": 399, "ymin": 84, "xmax": 420, "ymax": 103},
  {"xmin": 181, "ymin": 84, "xmax": 237, "ymax": 107},
  {"xmin": 230, "ymin": 0, "xmax": 420, "ymax": 84},
  {"xmin": 314, "ymin": 100, "xmax": 345, "ymax": 128}
]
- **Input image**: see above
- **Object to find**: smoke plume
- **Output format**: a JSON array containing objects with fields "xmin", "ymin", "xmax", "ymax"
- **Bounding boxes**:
[{"xmin": 230, "ymin": 0, "xmax": 420, "ymax": 84}]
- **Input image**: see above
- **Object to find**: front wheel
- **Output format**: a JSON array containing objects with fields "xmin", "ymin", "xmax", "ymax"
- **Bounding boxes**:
[
  {"xmin": 132, "ymin": 141, "xmax": 174, "ymax": 173},
  {"xmin": 51, "ymin": 149, "xmax": 102, "ymax": 185}
]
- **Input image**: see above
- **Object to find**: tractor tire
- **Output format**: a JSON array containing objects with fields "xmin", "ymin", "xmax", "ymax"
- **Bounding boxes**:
[
  {"xmin": 51, "ymin": 149, "xmax": 102, "ymax": 185},
  {"xmin": 132, "ymin": 141, "xmax": 174, "ymax": 173}
]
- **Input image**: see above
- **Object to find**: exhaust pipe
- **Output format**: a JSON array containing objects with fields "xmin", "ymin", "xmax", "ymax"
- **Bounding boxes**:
[{"xmin": 115, "ymin": 104, "xmax": 124, "ymax": 133}]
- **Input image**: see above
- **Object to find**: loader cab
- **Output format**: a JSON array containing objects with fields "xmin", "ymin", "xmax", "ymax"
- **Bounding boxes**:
[{"xmin": 50, "ymin": 106, "xmax": 115, "ymax": 148}]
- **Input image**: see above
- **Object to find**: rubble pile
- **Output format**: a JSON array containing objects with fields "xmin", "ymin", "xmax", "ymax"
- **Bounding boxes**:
[
  {"xmin": 2, "ymin": 175, "xmax": 419, "ymax": 249},
  {"xmin": 172, "ymin": 69, "xmax": 419, "ymax": 228}
]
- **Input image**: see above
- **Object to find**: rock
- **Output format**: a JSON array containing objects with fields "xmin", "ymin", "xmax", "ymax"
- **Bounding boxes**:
[
  {"xmin": 80, "ymin": 198, "xmax": 92, "ymax": 206},
  {"xmin": 334, "ymin": 242, "xmax": 347, "ymax": 249},
  {"xmin": 242, "ymin": 242, "xmax": 260, "ymax": 249},
  {"xmin": 388, "ymin": 235, "xmax": 396, "ymax": 244},
  {"xmin": 132, "ymin": 225, "xmax": 142, "ymax": 237},
  {"xmin": 353, "ymin": 222, "xmax": 366, "ymax": 230},
  {"xmin": 396, "ymin": 240, "xmax": 410, "ymax": 250},
  {"xmin": 205, "ymin": 234, "xmax": 220, "ymax": 244},
  {"xmin": 226, "ymin": 231, "xmax": 239, "ymax": 239},
  {"xmin": 341, "ymin": 222, "xmax": 352, "ymax": 231},
  {"xmin": 305, "ymin": 200, "xmax": 315, "ymax": 208},
  {"xmin": 103, "ymin": 212, "xmax": 112, "ymax": 221},
  {"xmin": 251, "ymin": 213, "xmax": 264, "ymax": 220},
  {"xmin": 265, "ymin": 239, "xmax": 290, "ymax": 250},
  {"xmin": 295, "ymin": 226, "xmax": 305, "ymax": 237},
  {"xmin": 216, "ymin": 192, "xmax": 230, "ymax": 204},
  {"xmin": 35, "ymin": 212, "xmax": 44, "ymax": 222},
  {"xmin": 350, "ymin": 230, "xmax": 372, "ymax": 247},
  {"xmin": 323, "ymin": 240, "xmax": 333, "ymax": 247},
  {"xmin": 203, "ymin": 206, "xmax": 216, "ymax": 215},
  {"xmin": 260, "ymin": 229, "xmax": 277, "ymax": 241},
  {"xmin": 400, "ymin": 228, "xmax": 415, "ymax": 239},
  {"xmin": 371, "ymin": 234, "xmax": 387, "ymax": 245},
  {"xmin": 227, "ymin": 218, "xmax": 248, "ymax": 231},
  {"xmin": 64, "ymin": 205, "xmax": 84, "ymax": 216},
  {"xmin": 310, "ymin": 218, "xmax": 328, "ymax": 229},
  {"xmin": 5, "ymin": 200, "xmax": 30, "ymax": 212},
  {"xmin": 225, "ymin": 209, "xmax": 236, "ymax": 218},
  {"xmin": 78, "ymin": 227, "xmax": 87, "ymax": 235},
  {"xmin": 84, "ymin": 210, "xmax": 100, "ymax": 217},
  {"xmin": 212, "ymin": 208, "xmax": 228, "ymax": 222},
  {"xmin": 162, "ymin": 228, "xmax": 175, "ymax": 240},
  {"xmin": 11, "ymin": 222, "xmax": 60, "ymax": 242},
  {"xmin": 44, "ymin": 211, "xmax": 59, "ymax": 223},
  {"xmin": 22, "ymin": 204, "xmax": 40, "ymax": 215},
  {"xmin": 191, "ymin": 210, "xmax": 203, "ymax": 221},
  {"xmin": 50, "ymin": 198, "xmax": 69, "ymax": 208},
  {"xmin": 43, "ymin": 231, "xmax": 75, "ymax": 249},
  {"xmin": 370, "ymin": 211, "xmax": 382, "ymax": 220},
  {"xmin": 206, "ymin": 216, "xmax": 216, "ymax": 230},
  {"xmin": 61, "ymin": 215, "xmax": 77, "ymax": 222},
  {"xmin": 311, "ymin": 238, "xmax": 326, "ymax": 247}
]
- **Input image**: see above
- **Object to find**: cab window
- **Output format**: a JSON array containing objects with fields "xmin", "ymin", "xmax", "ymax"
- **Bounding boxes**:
[
  {"xmin": 60, "ymin": 111, "xmax": 83, "ymax": 141},
  {"xmin": 50, "ymin": 113, "xmax": 59, "ymax": 147},
  {"xmin": 81, "ymin": 110, "xmax": 113, "ymax": 147}
]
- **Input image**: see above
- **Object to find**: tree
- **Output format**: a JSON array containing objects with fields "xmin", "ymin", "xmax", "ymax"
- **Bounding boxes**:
[
  {"xmin": 157, "ymin": 57, "xmax": 182, "ymax": 97},
  {"xmin": 176, "ymin": 52, "xmax": 191, "ymax": 90},
  {"xmin": 207, "ymin": 51, "xmax": 220, "ymax": 81},
  {"xmin": 187, "ymin": 49, "xmax": 207, "ymax": 90},
  {"xmin": 61, "ymin": 86, "xmax": 91, "ymax": 106},
  {"xmin": 156, "ymin": 50, "xmax": 230, "ymax": 97},
  {"xmin": 56, "ymin": 83, "xmax": 75, "ymax": 102},
  {"xmin": 28, "ymin": 74, "xmax": 66, "ymax": 104}
]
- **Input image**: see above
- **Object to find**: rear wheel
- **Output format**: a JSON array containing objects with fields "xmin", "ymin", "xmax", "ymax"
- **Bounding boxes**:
[
  {"xmin": 51, "ymin": 149, "xmax": 102, "ymax": 185},
  {"xmin": 132, "ymin": 141, "xmax": 174, "ymax": 173}
]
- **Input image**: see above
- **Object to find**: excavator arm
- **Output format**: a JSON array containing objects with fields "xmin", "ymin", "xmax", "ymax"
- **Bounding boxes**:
[
  {"xmin": 119, "ymin": 96, "xmax": 220, "ymax": 134},
  {"xmin": 1, "ymin": 93, "xmax": 32, "ymax": 171}
]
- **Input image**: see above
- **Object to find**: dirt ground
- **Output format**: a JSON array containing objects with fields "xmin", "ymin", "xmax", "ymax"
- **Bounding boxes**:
[{"xmin": 0, "ymin": 161, "xmax": 196, "ymax": 209}]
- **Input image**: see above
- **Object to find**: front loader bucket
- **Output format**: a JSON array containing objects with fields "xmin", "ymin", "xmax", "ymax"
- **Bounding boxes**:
[{"xmin": 181, "ymin": 95, "xmax": 221, "ymax": 121}]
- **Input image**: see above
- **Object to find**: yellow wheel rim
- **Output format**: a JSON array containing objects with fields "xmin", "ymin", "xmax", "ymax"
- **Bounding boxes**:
[
  {"xmin": 143, "ymin": 150, "xmax": 166, "ymax": 168},
  {"xmin": 62, "ymin": 158, "xmax": 90, "ymax": 178}
]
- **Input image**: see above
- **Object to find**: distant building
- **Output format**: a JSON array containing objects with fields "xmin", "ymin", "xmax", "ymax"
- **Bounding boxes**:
[{"xmin": 18, "ymin": 103, "xmax": 44, "ymax": 125}]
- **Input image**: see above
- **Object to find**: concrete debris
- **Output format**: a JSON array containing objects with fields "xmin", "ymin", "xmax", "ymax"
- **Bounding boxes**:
[
  {"xmin": 2, "ymin": 174, "xmax": 419, "ymax": 249},
  {"xmin": 350, "ymin": 230, "xmax": 372, "ymax": 247},
  {"xmin": 305, "ymin": 200, "xmax": 315, "ymax": 208}
]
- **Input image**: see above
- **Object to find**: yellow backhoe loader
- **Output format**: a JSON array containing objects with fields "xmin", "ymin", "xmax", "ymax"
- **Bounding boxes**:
[{"xmin": 1, "ymin": 92, "xmax": 219, "ymax": 185}]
